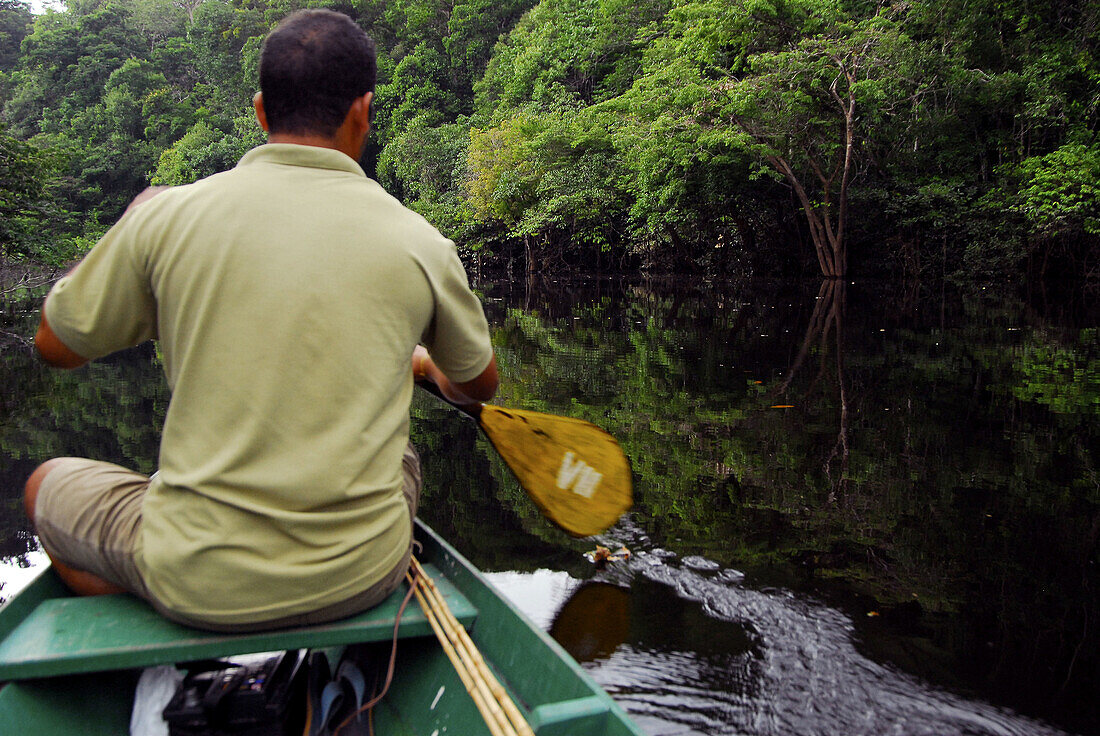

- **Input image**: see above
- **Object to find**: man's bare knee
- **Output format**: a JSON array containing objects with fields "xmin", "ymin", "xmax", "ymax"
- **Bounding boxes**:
[{"xmin": 24, "ymin": 458, "xmax": 67, "ymax": 523}]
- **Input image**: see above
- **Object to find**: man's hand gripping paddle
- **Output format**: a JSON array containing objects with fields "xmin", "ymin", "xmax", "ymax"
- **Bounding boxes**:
[{"xmin": 419, "ymin": 383, "xmax": 633, "ymax": 537}]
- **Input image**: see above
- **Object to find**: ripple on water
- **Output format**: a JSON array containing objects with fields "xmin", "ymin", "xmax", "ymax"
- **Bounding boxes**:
[
  {"xmin": 681, "ymin": 556, "xmax": 723, "ymax": 573},
  {"xmin": 594, "ymin": 549, "xmax": 1074, "ymax": 736}
]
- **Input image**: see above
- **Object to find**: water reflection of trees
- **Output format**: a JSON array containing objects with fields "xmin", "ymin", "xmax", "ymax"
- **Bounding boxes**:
[
  {"xmin": 778, "ymin": 279, "xmax": 849, "ymax": 502},
  {"xmin": 482, "ymin": 275, "xmax": 1098, "ymax": 733},
  {"xmin": 1, "ymin": 276, "xmax": 1097, "ymax": 732}
]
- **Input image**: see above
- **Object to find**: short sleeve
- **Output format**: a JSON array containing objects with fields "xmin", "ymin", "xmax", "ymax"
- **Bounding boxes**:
[
  {"xmin": 43, "ymin": 216, "xmax": 157, "ymax": 361},
  {"xmin": 421, "ymin": 245, "xmax": 493, "ymax": 384}
]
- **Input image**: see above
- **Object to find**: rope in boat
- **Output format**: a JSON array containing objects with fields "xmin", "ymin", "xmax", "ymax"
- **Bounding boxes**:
[
  {"xmin": 324, "ymin": 556, "xmax": 534, "ymax": 736},
  {"xmin": 330, "ymin": 571, "xmax": 419, "ymax": 736},
  {"xmin": 406, "ymin": 557, "xmax": 536, "ymax": 736}
]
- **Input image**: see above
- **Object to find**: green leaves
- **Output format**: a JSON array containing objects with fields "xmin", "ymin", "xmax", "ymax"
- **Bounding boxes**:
[
  {"xmin": 0, "ymin": 126, "xmax": 84, "ymax": 265},
  {"xmin": 0, "ymin": 128, "xmax": 50, "ymax": 259},
  {"xmin": 151, "ymin": 116, "xmax": 263, "ymax": 186},
  {"xmin": 1010, "ymin": 142, "xmax": 1100, "ymax": 238},
  {"xmin": 0, "ymin": 0, "xmax": 31, "ymax": 73},
  {"xmin": 0, "ymin": 0, "xmax": 1096, "ymax": 276}
]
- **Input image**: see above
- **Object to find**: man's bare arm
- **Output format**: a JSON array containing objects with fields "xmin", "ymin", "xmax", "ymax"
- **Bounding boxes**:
[
  {"xmin": 35, "ymin": 313, "xmax": 87, "ymax": 369},
  {"xmin": 413, "ymin": 345, "xmax": 499, "ymax": 408}
]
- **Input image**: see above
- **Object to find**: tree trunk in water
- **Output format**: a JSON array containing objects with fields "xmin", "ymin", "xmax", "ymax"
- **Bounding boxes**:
[
  {"xmin": 759, "ymin": 62, "xmax": 856, "ymax": 279},
  {"xmin": 767, "ymin": 155, "xmax": 847, "ymax": 278},
  {"xmin": 524, "ymin": 235, "xmax": 535, "ymax": 276}
]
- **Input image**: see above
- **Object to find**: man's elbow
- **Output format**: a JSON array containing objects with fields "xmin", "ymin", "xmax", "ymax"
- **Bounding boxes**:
[
  {"xmin": 456, "ymin": 355, "xmax": 499, "ymax": 403},
  {"xmin": 464, "ymin": 376, "xmax": 499, "ymax": 403},
  {"xmin": 35, "ymin": 316, "xmax": 88, "ymax": 369}
]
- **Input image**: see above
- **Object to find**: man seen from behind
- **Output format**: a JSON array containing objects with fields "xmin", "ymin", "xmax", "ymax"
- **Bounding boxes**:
[{"xmin": 23, "ymin": 8, "xmax": 498, "ymax": 632}]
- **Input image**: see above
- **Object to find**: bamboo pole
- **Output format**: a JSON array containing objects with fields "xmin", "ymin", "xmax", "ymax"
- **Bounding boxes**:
[
  {"xmin": 416, "ymin": 574, "xmax": 513, "ymax": 733},
  {"xmin": 406, "ymin": 572, "xmax": 511, "ymax": 736},
  {"xmin": 409, "ymin": 558, "xmax": 536, "ymax": 736}
]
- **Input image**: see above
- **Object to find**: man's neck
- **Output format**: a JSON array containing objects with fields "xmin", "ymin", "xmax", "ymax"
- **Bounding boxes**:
[
  {"xmin": 266, "ymin": 132, "xmax": 341, "ymax": 150},
  {"xmin": 267, "ymin": 130, "xmax": 364, "ymax": 162}
]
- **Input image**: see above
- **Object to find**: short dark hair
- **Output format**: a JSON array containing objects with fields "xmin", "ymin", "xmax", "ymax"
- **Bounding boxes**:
[{"xmin": 259, "ymin": 9, "xmax": 377, "ymax": 137}]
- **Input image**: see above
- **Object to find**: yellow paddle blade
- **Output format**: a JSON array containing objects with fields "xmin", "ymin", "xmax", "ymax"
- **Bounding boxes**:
[{"xmin": 477, "ymin": 405, "xmax": 633, "ymax": 537}]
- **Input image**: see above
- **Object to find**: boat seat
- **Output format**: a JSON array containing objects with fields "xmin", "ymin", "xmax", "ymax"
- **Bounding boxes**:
[{"xmin": 0, "ymin": 563, "xmax": 475, "ymax": 682}]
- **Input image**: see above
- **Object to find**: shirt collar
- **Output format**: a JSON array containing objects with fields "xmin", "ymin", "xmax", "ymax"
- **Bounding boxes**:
[{"xmin": 236, "ymin": 143, "xmax": 366, "ymax": 178}]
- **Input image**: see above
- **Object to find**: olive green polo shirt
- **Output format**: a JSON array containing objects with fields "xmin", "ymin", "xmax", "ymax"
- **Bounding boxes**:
[{"xmin": 44, "ymin": 144, "xmax": 493, "ymax": 625}]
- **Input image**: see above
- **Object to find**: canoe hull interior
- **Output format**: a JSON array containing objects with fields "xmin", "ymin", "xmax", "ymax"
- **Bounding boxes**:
[{"xmin": 0, "ymin": 521, "xmax": 643, "ymax": 736}]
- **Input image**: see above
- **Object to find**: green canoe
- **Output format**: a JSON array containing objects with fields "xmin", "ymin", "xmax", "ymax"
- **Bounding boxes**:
[{"xmin": 0, "ymin": 521, "xmax": 645, "ymax": 736}]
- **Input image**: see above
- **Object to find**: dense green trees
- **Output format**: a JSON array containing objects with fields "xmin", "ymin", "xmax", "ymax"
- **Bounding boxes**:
[
  {"xmin": 382, "ymin": 0, "xmax": 1098, "ymax": 278},
  {"xmin": 0, "ymin": 0, "xmax": 31, "ymax": 73},
  {"xmin": 0, "ymin": 0, "xmax": 1095, "ymax": 279},
  {"xmin": 0, "ymin": 126, "xmax": 57, "ymax": 260},
  {"xmin": 5, "ymin": 2, "xmax": 186, "ymax": 233}
]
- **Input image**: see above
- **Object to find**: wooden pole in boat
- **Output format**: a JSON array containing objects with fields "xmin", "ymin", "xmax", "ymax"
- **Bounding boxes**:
[
  {"xmin": 414, "ymin": 565, "xmax": 524, "ymax": 734},
  {"xmin": 408, "ymin": 584, "xmax": 510, "ymax": 736},
  {"xmin": 407, "ymin": 573, "xmax": 511, "ymax": 736},
  {"xmin": 409, "ymin": 558, "xmax": 536, "ymax": 736}
]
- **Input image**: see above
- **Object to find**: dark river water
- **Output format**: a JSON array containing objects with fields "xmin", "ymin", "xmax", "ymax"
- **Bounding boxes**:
[{"xmin": 1, "ymin": 275, "xmax": 1097, "ymax": 735}]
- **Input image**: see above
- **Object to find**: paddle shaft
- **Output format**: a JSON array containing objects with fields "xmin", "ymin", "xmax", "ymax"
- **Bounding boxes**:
[{"xmin": 416, "ymin": 377, "xmax": 484, "ymax": 420}]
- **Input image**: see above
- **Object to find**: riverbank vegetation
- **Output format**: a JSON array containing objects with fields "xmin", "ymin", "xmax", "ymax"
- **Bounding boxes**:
[{"xmin": 0, "ymin": 0, "xmax": 1097, "ymax": 280}]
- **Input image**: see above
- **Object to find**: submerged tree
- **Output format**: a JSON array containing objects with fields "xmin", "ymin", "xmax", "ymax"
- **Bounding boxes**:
[{"xmin": 624, "ymin": 0, "xmax": 933, "ymax": 277}]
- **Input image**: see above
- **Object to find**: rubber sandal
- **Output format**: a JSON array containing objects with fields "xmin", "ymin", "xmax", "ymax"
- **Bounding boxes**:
[
  {"xmin": 319, "ymin": 679, "xmax": 346, "ymax": 734},
  {"xmin": 304, "ymin": 651, "xmax": 334, "ymax": 736},
  {"xmin": 322, "ymin": 655, "xmax": 373, "ymax": 736}
]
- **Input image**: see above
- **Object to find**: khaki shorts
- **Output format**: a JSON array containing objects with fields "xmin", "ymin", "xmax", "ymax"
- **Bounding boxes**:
[{"xmin": 33, "ymin": 444, "xmax": 422, "ymax": 632}]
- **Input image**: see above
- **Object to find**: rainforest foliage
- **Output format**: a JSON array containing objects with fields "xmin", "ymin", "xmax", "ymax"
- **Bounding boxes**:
[{"xmin": 0, "ymin": 0, "xmax": 1097, "ymax": 279}]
